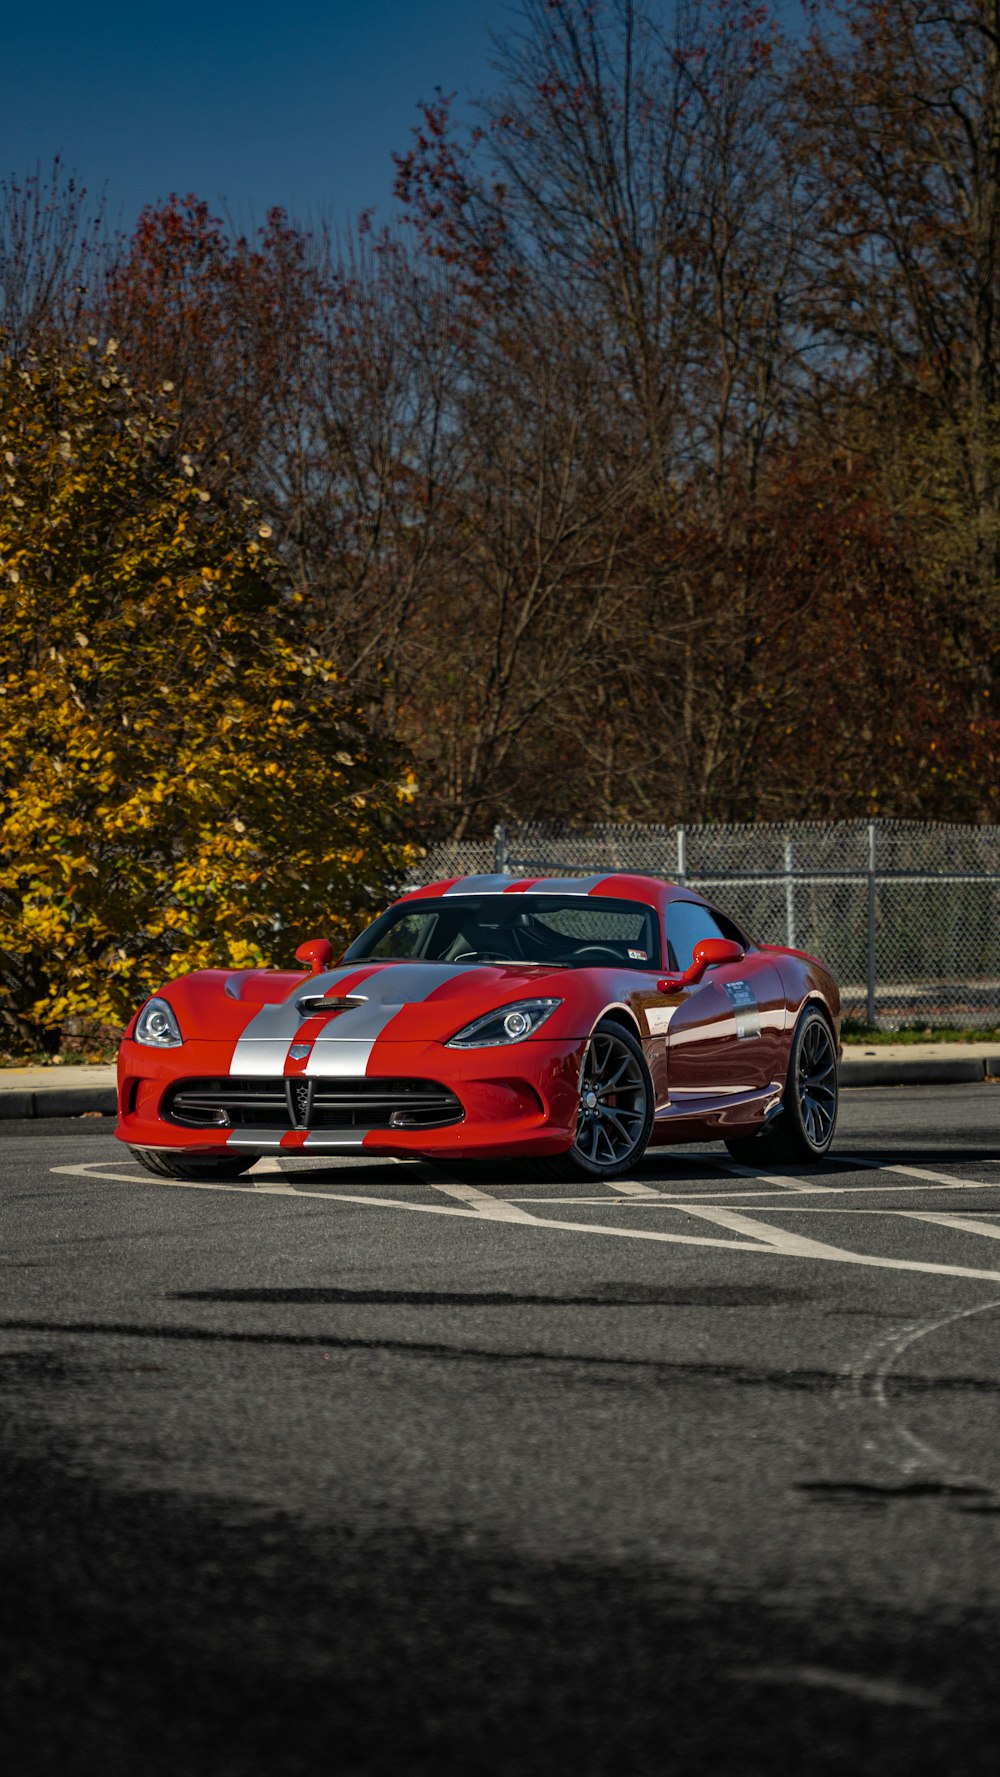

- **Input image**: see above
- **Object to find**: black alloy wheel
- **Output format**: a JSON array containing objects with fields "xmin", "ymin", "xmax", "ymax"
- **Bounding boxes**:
[
  {"xmin": 562, "ymin": 1022, "xmax": 654, "ymax": 1180},
  {"xmin": 725, "ymin": 1006, "xmax": 838, "ymax": 1165},
  {"xmin": 130, "ymin": 1147, "xmax": 256, "ymax": 1181}
]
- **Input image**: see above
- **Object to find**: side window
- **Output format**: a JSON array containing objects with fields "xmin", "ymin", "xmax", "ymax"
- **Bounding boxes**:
[{"xmin": 664, "ymin": 902, "xmax": 727, "ymax": 972}]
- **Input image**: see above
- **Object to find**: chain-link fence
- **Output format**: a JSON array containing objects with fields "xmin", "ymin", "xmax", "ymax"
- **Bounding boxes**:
[{"xmin": 410, "ymin": 820, "xmax": 1000, "ymax": 1029}]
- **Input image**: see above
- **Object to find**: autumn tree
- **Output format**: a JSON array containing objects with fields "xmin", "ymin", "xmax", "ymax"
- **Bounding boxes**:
[
  {"xmin": 0, "ymin": 340, "xmax": 416, "ymax": 1050},
  {"xmin": 0, "ymin": 159, "xmax": 110, "ymax": 358},
  {"xmin": 388, "ymin": 4, "xmax": 819, "ymax": 821},
  {"xmin": 796, "ymin": 0, "xmax": 1000, "ymax": 580}
]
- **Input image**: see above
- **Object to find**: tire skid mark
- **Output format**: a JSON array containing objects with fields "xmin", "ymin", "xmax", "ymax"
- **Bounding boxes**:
[{"xmin": 839, "ymin": 1296, "xmax": 1000, "ymax": 1490}]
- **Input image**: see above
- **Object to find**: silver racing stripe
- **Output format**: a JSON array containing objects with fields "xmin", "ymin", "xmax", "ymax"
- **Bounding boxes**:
[
  {"xmin": 229, "ymin": 967, "xmax": 365, "ymax": 1076},
  {"xmin": 442, "ymin": 874, "xmax": 518, "ymax": 895},
  {"xmin": 305, "ymin": 963, "xmax": 463, "ymax": 1078},
  {"xmin": 528, "ymin": 875, "xmax": 610, "ymax": 895},
  {"xmin": 302, "ymin": 1131, "xmax": 368, "ymax": 1148},
  {"xmin": 441, "ymin": 873, "xmax": 611, "ymax": 896}
]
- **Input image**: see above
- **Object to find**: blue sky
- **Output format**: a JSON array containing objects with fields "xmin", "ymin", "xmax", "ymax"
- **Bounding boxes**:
[{"xmin": 2, "ymin": 0, "xmax": 506, "ymax": 235}]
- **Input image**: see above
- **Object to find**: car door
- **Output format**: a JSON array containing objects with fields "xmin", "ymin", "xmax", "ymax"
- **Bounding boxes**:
[{"xmin": 663, "ymin": 901, "xmax": 786, "ymax": 1096}]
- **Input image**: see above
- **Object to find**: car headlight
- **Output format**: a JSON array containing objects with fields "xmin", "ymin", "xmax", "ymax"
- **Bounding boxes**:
[
  {"xmin": 446, "ymin": 998, "xmax": 562, "ymax": 1048},
  {"xmin": 134, "ymin": 996, "xmax": 183, "ymax": 1047}
]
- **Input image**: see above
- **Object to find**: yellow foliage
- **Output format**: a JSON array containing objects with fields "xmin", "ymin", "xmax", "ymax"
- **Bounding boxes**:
[{"xmin": 0, "ymin": 343, "xmax": 417, "ymax": 1045}]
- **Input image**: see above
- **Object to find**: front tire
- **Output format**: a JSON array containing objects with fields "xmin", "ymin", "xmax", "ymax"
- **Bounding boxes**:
[
  {"xmin": 557, "ymin": 1022, "xmax": 654, "ymax": 1181},
  {"xmin": 725, "ymin": 1007, "xmax": 838, "ymax": 1165},
  {"xmin": 129, "ymin": 1147, "xmax": 256, "ymax": 1182}
]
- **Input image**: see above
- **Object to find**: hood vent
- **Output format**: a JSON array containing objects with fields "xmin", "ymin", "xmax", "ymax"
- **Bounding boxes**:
[{"xmin": 296, "ymin": 993, "xmax": 367, "ymax": 1017}]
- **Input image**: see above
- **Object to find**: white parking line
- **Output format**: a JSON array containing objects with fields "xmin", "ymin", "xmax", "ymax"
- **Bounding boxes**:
[
  {"xmin": 837, "ymin": 1154, "xmax": 993, "ymax": 1190},
  {"xmin": 897, "ymin": 1210, "xmax": 1000, "ymax": 1242},
  {"xmin": 48, "ymin": 1160, "xmax": 1000, "ymax": 1282},
  {"xmin": 671, "ymin": 1201, "xmax": 1000, "ymax": 1282},
  {"xmin": 715, "ymin": 1160, "xmax": 824, "ymax": 1194},
  {"xmin": 248, "ymin": 1157, "xmax": 298, "ymax": 1192},
  {"xmin": 420, "ymin": 1179, "xmax": 539, "ymax": 1223},
  {"xmin": 662, "ymin": 1152, "xmax": 825, "ymax": 1193},
  {"xmin": 602, "ymin": 1179, "xmax": 668, "ymax": 1199},
  {"xmin": 512, "ymin": 1178, "xmax": 1000, "ymax": 1204}
]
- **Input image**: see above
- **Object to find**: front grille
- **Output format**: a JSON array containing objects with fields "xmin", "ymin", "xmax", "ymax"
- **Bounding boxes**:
[{"xmin": 163, "ymin": 1076, "xmax": 464, "ymax": 1132}]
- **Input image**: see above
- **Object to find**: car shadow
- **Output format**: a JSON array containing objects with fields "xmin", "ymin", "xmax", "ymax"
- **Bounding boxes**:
[{"xmin": 2, "ymin": 1398, "xmax": 999, "ymax": 1777}]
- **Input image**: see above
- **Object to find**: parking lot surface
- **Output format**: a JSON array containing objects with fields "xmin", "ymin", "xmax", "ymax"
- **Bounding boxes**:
[{"xmin": 2, "ymin": 1085, "xmax": 999, "ymax": 1774}]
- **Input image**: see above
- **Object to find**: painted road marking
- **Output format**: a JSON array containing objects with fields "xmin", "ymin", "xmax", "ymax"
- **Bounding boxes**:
[
  {"xmin": 50, "ymin": 1160, "xmax": 1000, "ymax": 1282},
  {"xmin": 897, "ymin": 1210, "xmax": 1000, "ymax": 1242},
  {"xmin": 603, "ymin": 1179, "xmax": 668, "ymax": 1199},
  {"xmin": 248, "ymin": 1157, "xmax": 298, "ymax": 1192},
  {"xmin": 658, "ymin": 1152, "xmax": 827, "ymax": 1193},
  {"xmin": 837, "ymin": 1154, "xmax": 998, "ymax": 1190},
  {"xmin": 420, "ymin": 1179, "xmax": 539, "ymax": 1223},
  {"xmin": 676, "ymin": 1202, "xmax": 892, "ymax": 1262},
  {"xmin": 716, "ymin": 1159, "xmax": 823, "ymax": 1194}
]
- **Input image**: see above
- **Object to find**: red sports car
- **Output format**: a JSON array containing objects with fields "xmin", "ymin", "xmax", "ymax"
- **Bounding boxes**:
[{"xmin": 116, "ymin": 872, "xmax": 841, "ymax": 1182}]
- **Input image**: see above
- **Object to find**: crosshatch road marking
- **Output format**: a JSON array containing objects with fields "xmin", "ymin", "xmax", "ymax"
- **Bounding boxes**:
[
  {"xmin": 837, "ymin": 1154, "xmax": 1000, "ymax": 1190},
  {"xmin": 417, "ymin": 1178, "xmax": 538, "ymax": 1223},
  {"xmin": 896, "ymin": 1210, "xmax": 1000, "ymax": 1242},
  {"xmin": 603, "ymin": 1178, "xmax": 667, "ymax": 1199},
  {"xmin": 48, "ymin": 1159, "xmax": 1000, "ymax": 1283}
]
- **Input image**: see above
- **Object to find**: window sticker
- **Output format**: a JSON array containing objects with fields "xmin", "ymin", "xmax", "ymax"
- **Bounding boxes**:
[
  {"xmin": 627, "ymin": 947, "xmax": 648, "ymax": 960},
  {"xmin": 724, "ymin": 979, "xmax": 755, "ymax": 1008},
  {"xmin": 724, "ymin": 979, "xmax": 761, "ymax": 1040}
]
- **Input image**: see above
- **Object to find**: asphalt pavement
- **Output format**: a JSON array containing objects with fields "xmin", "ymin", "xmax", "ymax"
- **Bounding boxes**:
[{"xmin": 2, "ymin": 1085, "xmax": 999, "ymax": 1775}]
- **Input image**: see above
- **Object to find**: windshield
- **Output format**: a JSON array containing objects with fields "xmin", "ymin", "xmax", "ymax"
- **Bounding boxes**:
[{"xmin": 343, "ymin": 895, "xmax": 661, "ymax": 970}]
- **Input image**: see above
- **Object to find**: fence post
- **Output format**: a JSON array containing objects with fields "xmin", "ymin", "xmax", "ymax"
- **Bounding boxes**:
[
  {"xmin": 493, "ymin": 822, "xmax": 509, "ymax": 875},
  {"xmin": 676, "ymin": 824, "xmax": 686, "ymax": 885},
  {"xmin": 784, "ymin": 838, "xmax": 796, "ymax": 950},
  {"xmin": 866, "ymin": 822, "xmax": 877, "ymax": 1026}
]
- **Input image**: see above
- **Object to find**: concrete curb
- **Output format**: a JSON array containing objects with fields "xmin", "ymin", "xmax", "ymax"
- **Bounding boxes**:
[
  {"xmin": 0, "ymin": 1086, "xmax": 118, "ymax": 1119},
  {"xmin": 0, "ymin": 1051, "xmax": 997, "ymax": 1120},
  {"xmin": 840, "ymin": 1056, "xmax": 998, "ymax": 1088}
]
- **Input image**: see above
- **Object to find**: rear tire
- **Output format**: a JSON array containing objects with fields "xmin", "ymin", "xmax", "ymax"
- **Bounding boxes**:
[
  {"xmin": 724, "ymin": 1007, "xmax": 838, "ymax": 1165},
  {"xmin": 129, "ymin": 1147, "xmax": 256, "ymax": 1182}
]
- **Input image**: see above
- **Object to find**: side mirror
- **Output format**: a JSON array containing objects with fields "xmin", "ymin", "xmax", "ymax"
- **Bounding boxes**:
[
  {"xmin": 295, "ymin": 939, "xmax": 333, "ymax": 974},
  {"xmin": 658, "ymin": 937, "xmax": 744, "ymax": 991}
]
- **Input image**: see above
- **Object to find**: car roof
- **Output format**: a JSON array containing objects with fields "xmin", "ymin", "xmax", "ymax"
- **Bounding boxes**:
[{"xmin": 397, "ymin": 874, "xmax": 709, "ymax": 910}]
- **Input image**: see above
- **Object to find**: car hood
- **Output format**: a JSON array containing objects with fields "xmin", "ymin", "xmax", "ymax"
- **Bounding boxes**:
[{"xmin": 158, "ymin": 958, "xmax": 583, "ymax": 1053}]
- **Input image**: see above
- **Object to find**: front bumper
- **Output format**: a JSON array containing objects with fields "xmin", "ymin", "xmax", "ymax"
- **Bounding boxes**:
[{"xmin": 116, "ymin": 1036, "xmax": 584, "ymax": 1160}]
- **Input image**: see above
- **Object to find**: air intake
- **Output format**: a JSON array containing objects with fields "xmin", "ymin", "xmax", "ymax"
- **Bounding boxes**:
[{"xmin": 296, "ymin": 994, "xmax": 367, "ymax": 1017}]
